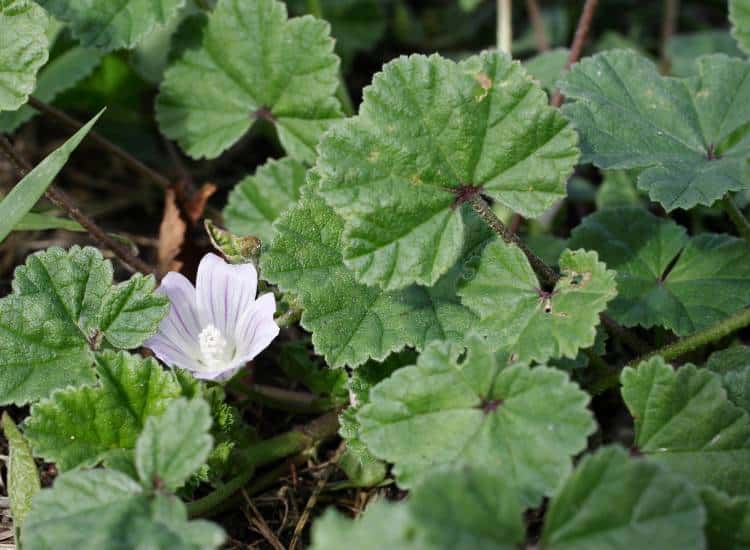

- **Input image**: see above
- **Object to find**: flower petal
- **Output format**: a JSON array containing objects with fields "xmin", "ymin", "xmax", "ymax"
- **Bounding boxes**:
[
  {"xmin": 233, "ymin": 293, "xmax": 280, "ymax": 361},
  {"xmin": 196, "ymin": 253, "xmax": 258, "ymax": 335},
  {"xmin": 145, "ymin": 334, "xmax": 202, "ymax": 372},
  {"xmin": 147, "ymin": 272, "xmax": 201, "ymax": 358},
  {"xmin": 191, "ymin": 366, "xmax": 243, "ymax": 382}
]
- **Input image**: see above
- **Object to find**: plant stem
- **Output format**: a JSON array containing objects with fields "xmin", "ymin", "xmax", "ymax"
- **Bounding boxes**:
[
  {"xmin": 469, "ymin": 195, "xmax": 559, "ymax": 287},
  {"xmin": 591, "ymin": 306, "xmax": 750, "ymax": 394},
  {"xmin": 550, "ymin": 0, "xmax": 599, "ymax": 107},
  {"xmin": 244, "ymin": 384, "xmax": 340, "ymax": 414},
  {"xmin": 659, "ymin": 0, "xmax": 680, "ymax": 74},
  {"xmin": 27, "ymin": 97, "xmax": 172, "ymax": 192},
  {"xmin": 524, "ymin": 0, "xmax": 549, "ymax": 51},
  {"xmin": 187, "ymin": 411, "xmax": 340, "ymax": 517},
  {"xmin": 497, "ymin": 0, "xmax": 512, "ymax": 54},
  {"xmin": 0, "ymin": 135, "xmax": 157, "ymax": 275},
  {"xmin": 723, "ymin": 195, "xmax": 750, "ymax": 245}
]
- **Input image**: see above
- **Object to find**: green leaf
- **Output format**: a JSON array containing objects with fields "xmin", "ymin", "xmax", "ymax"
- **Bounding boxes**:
[
  {"xmin": 357, "ymin": 336, "xmax": 595, "ymax": 505},
  {"xmin": 707, "ymin": 346, "xmax": 750, "ymax": 414},
  {"xmin": 0, "ymin": 46, "xmax": 102, "ymax": 132},
  {"xmin": 0, "ymin": 246, "xmax": 168, "ymax": 405},
  {"xmin": 701, "ymin": 488, "xmax": 750, "ymax": 549},
  {"xmin": 223, "ymin": 157, "xmax": 307, "ymax": 245},
  {"xmin": 24, "ymin": 351, "xmax": 183, "ymax": 470},
  {"xmin": 569, "ymin": 207, "xmax": 750, "ymax": 335},
  {"xmin": 204, "ymin": 220, "xmax": 261, "ymax": 265},
  {"xmin": 99, "ymin": 274, "xmax": 170, "ymax": 349},
  {"xmin": 22, "ymin": 469, "xmax": 225, "ymax": 549},
  {"xmin": 156, "ymin": 0, "xmax": 342, "ymax": 162},
  {"xmin": 310, "ymin": 467, "xmax": 524, "ymax": 550},
  {"xmin": 1, "ymin": 413, "xmax": 40, "ymax": 538},
  {"xmin": 594, "ymin": 171, "xmax": 642, "ymax": 210},
  {"xmin": 36, "ymin": 0, "xmax": 186, "ymax": 52},
  {"xmin": 261, "ymin": 188, "xmax": 490, "ymax": 367},
  {"xmin": 560, "ymin": 50, "xmax": 750, "ymax": 211},
  {"xmin": 0, "ymin": 111, "xmax": 102, "ymax": 244},
  {"xmin": 731, "ymin": 0, "xmax": 750, "ymax": 55},
  {"xmin": 524, "ymin": 48, "xmax": 569, "ymax": 92},
  {"xmin": 0, "ymin": 0, "xmax": 48, "ymax": 111},
  {"xmin": 135, "ymin": 398, "xmax": 213, "ymax": 491},
  {"xmin": 458, "ymin": 240, "xmax": 617, "ymax": 362},
  {"xmin": 667, "ymin": 31, "xmax": 742, "ymax": 77},
  {"xmin": 278, "ymin": 340, "xmax": 348, "ymax": 399},
  {"xmin": 316, "ymin": 51, "xmax": 579, "ymax": 290},
  {"xmin": 540, "ymin": 446, "xmax": 705, "ymax": 550},
  {"xmin": 621, "ymin": 357, "xmax": 750, "ymax": 496},
  {"xmin": 12, "ymin": 212, "xmax": 84, "ymax": 232}
]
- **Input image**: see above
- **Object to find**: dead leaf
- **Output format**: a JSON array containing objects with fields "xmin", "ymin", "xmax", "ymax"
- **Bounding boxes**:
[{"xmin": 157, "ymin": 188, "xmax": 186, "ymax": 274}]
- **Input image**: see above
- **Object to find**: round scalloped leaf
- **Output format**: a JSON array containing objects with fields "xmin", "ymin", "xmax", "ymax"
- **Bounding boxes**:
[
  {"xmin": 24, "ymin": 351, "xmax": 183, "ymax": 471},
  {"xmin": 223, "ymin": 157, "xmax": 307, "ymax": 244},
  {"xmin": 310, "ymin": 467, "xmax": 524, "ymax": 550},
  {"xmin": 541, "ymin": 446, "xmax": 705, "ymax": 550},
  {"xmin": 156, "ymin": 0, "xmax": 342, "ymax": 162},
  {"xmin": 316, "ymin": 51, "xmax": 579, "ymax": 290},
  {"xmin": 36, "ymin": 0, "xmax": 185, "ymax": 52},
  {"xmin": 22, "ymin": 469, "xmax": 225, "ymax": 549},
  {"xmin": 701, "ymin": 488, "xmax": 750, "ymax": 549},
  {"xmin": 621, "ymin": 357, "xmax": 750, "ymax": 496},
  {"xmin": 731, "ymin": 0, "xmax": 750, "ymax": 55},
  {"xmin": 569, "ymin": 207, "xmax": 750, "ymax": 336},
  {"xmin": 458, "ymin": 240, "xmax": 617, "ymax": 363},
  {"xmin": 706, "ymin": 346, "xmax": 750, "ymax": 415},
  {"xmin": 0, "ymin": 0, "xmax": 49, "ymax": 111},
  {"xmin": 560, "ymin": 50, "xmax": 750, "ymax": 211},
  {"xmin": 357, "ymin": 337, "xmax": 595, "ymax": 505},
  {"xmin": 261, "ymin": 189, "xmax": 491, "ymax": 367}
]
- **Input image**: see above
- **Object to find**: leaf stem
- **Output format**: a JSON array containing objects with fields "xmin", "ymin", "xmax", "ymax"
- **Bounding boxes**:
[
  {"xmin": 497, "ymin": 0, "xmax": 512, "ymax": 54},
  {"xmin": 0, "ymin": 135, "xmax": 157, "ymax": 276},
  {"xmin": 722, "ymin": 195, "xmax": 750, "ymax": 245},
  {"xmin": 659, "ymin": 0, "xmax": 680, "ymax": 74},
  {"xmin": 187, "ymin": 411, "xmax": 339, "ymax": 517},
  {"xmin": 243, "ymin": 384, "xmax": 340, "ymax": 414},
  {"xmin": 550, "ymin": 0, "xmax": 599, "ymax": 107},
  {"xmin": 524, "ymin": 0, "xmax": 549, "ymax": 51},
  {"xmin": 469, "ymin": 195, "xmax": 559, "ymax": 287}
]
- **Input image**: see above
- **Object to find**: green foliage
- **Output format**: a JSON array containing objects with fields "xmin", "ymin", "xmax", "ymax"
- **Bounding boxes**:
[
  {"xmin": 667, "ymin": 31, "xmax": 742, "ymax": 77},
  {"xmin": 621, "ymin": 357, "xmax": 750, "ymax": 496},
  {"xmin": 0, "ymin": 0, "xmax": 48, "ymax": 111},
  {"xmin": 24, "ymin": 351, "xmax": 183, "ymax": 470},
  {"xmin": 570, "ymin": 207, "xmax": 750, "ymax": 335},
  {"xmin": 540, "ymin": 446, "xmax": 705, "ymax": 549},
  {"xmin": 524, "ymin": 48, "xmax": 568, "ymax": 92},
  {"xmin": 261, "ymin": 189, "xmax": 489, "ymax": 367},
  {"xmin": 156, "ymin": 0, "xmax": 342, "ymax": 161},
  {"xmin": 223, "ymin": 157, "xmax": 307, "ymax": 244},
  {"xmin": 0, "ymin": 111, "xmax": 101, "ymax": 244},
  {"xmin": 310, "ymin": 467, "xmax": 524, "ymax": 550},
  {"xmin": 701, "ymin": 488, "xmax": 750, "ymax": 549},
  {"xmin": 459, "ymin": 241, "xmax": 617, "ymax": 362},
  {"xmin": 707, "ymin": 346, "xmax": 750, "ymax": 414},
  {"xmin": 560, "ymin": 50, "xmax": 750, "ymax": 211},
  {"xmin": 0, "ymin": 246, "xmax": 168, "ymax": 405},
  {"xmin": 1, "ymin": 413, "xmax": 40, "ymax": 540},
  {"xmin": 357, "ymin": 336, "xmax": 595, "ymax": 505},
  {"xmin": 36, "ymin": 0, "xmax": 186, "ymax": 52},
  {"xmin": 731, "ymin": 0, "xmax": 750, "ymax": 54},
  {"xmin": 316, "ymin": 51, "xmax": 579, "ymax": 290}
]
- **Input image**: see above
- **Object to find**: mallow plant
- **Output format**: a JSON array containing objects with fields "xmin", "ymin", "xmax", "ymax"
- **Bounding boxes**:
[{"xmin": 1, "ymin": 0, "xmax": 750, "ymax": 548}]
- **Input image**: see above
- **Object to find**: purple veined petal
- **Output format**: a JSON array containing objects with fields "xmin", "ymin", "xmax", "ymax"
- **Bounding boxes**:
[
  {"xmin": 151, "ymin": 272, "xmax": 202, "ymax": 357},
  {"xmin": 145, "ymin": 333, "xmax": 203, "ymax": 372},
  {"xmin": 196, "ymin": 253, "xmax": 258, "ymax": 335},
  {"xmin": 191, "ymin": 365, "xmax": 244, "ymax": 382},
  {"xmin": 233, "ymin": 293, "xmax": 280, "ymax": 361}
]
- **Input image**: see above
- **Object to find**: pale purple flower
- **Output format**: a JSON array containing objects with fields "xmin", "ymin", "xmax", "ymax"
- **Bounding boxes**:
[{"xmin": 146, "ymin": 253, "xmax": 279, "ymax": 381}]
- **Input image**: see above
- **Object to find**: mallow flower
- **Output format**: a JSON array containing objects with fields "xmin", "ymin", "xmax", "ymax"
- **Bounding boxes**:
[{"xmin": 146, "ymin": 253, "xmax": 279, "ymax": 381}]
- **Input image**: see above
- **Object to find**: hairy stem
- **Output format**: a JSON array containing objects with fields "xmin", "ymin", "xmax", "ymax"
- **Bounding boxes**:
[
  {"xmin": 551, "ymin": 0, "xmax": 599, "ymax": 107},
  {"xmin": 524, "ymin": 0, "xmax": 549, "ymax": 51},
  {"xmin": 497, "ymin": 0, "xmax": 513, "ymax": 54},
  {"xmin": 723, "ymin": 195, "xmax": 750, "ymax": 245},
  {"xmin": 187, "ymin": 412, "xmax": 339, "ymax": 517},
  {"xmin": 469, "ymin": 195, "xmax": 559, "ymax": 287},
  {"xmin": 0, "ymin": 135, "xmax": 157, "ymax": 275},
  {"xmin": 244, "ymin": 384, "xmax": 341, "ymax": 414},
  {"xmin": 659, "ymin": 0, "xmax": 680, "ymax": 74},
  {"xmin": 28, "ymin": 98, "xmax": 172, "ymax": 192}
]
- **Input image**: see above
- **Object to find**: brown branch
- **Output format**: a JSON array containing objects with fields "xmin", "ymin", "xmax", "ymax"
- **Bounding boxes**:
[
  {"xmin": 550, "ymin": 0, "xmax": 599, "ymax": 107},
  {"xmin": 659, "ymin": 0, "xmax": 680, "ymax": 74},
  {"xmin": 27, "ymin": 97, "xmax": 172, "ymax": 192},
  {"xmin": 525, "ymin": 0, "xmax": 550, "ymax": 51},
  {"xmin": 0, "ymin": 135, "xmax": 158, "ymax": 276}
]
